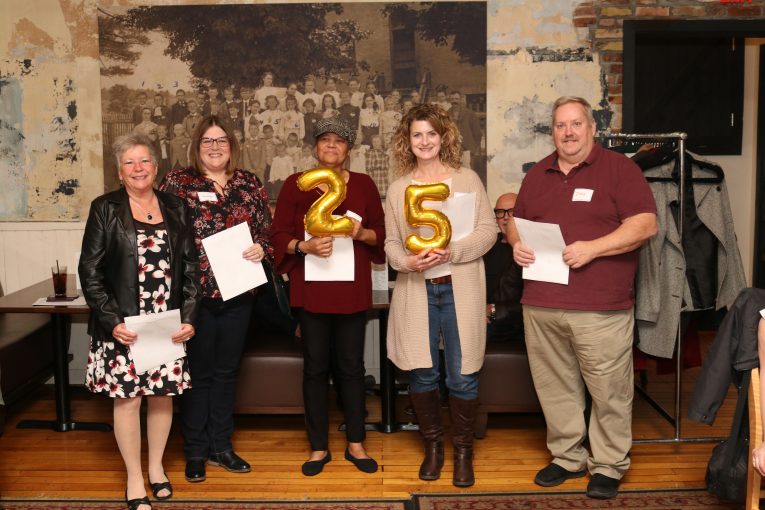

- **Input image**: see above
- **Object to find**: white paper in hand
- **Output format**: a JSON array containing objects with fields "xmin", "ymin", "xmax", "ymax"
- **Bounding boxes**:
[
  {"xmin": 421, "ymin": 192, "xmax": 475, "ymax": 280},
  {"xmin": 201, "ymin": 222, "xmax": 268, "ymax": 300},
  {"xmin": 442, "ymin": 192, "xmax": 476, "ymax": 242},
  {"xmin": 304, "ymin": 212, "xmax": 359, "ymax": 282},
  {"xmin": 125, "ymin": 309, "xmax": 185, "ymax": 374},
  {"xmin": 513, "ymin": 217, "xmax": 569, "ymax": 285}
]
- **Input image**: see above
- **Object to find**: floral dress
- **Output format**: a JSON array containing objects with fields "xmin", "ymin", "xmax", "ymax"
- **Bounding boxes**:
[{"xmin": 85, "ymin": 221, "xmax": 191, "ymax": 398}]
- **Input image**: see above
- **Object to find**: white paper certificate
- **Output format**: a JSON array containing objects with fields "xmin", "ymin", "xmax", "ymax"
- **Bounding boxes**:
[
  {"xmin": 304, "ymin": 234, "xmax": 355, "ymax": 281},
  {"xmin": 422, "ymin": 192, "xmax": 475, "ymax": 280},
  {"xmin": 125, "ymin": 309, "xmax": 185, "ymax": 374},
  {"xmin": 201, "ymin": 222, "xmax": 268, "ymax": 301},
  {"xmin": 513, "ymin": 217, "xmax": 569, "ymax": 285},
  {"xmin": 304, "ymin": 212, "xmax": 359, "ymax": 282},
  {"xmin": 442, "ymin": 192, "xmax": 476, "ymax": 243}
]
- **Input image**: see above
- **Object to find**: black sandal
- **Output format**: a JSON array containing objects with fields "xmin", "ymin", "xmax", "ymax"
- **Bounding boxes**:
[
  {"xmin": 125, "ymin": 490, "xmax": 152, "ymax": 510},
  {"xmin": 149, "ymin": 473, "xmax": 173, "ymax": 500}
]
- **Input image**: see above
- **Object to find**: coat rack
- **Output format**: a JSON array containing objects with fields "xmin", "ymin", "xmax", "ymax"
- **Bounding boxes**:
[{"xmin": 603, "ymin": 132, "xmax": 721, "ymax": 444}]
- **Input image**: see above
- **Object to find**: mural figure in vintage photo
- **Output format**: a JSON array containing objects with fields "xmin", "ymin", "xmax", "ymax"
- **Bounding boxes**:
[{"xmin": 99, "ymin": 3, "xmax": 487, "ymax": 199}]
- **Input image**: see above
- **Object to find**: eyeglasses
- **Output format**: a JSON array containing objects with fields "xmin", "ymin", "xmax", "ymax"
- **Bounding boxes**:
[
  {"xmin": 200, "ymin": 136, "xmax": 230, "ymax": 148},
  {"xmin": 494, "ymin": 208, "xmax": 514, "ymax": 218}
]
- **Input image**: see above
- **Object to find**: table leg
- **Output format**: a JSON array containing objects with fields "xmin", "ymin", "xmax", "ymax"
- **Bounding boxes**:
[
  {"xmin": 16, "ymin": 313, "xmax": 111, "ymax": 432},
  {"xmin": 371, "ymin": 308, "xmax": 417, "ymax": 433}
]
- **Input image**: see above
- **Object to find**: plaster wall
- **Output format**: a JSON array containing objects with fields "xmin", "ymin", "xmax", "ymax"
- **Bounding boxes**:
[
  {"xmin": 0, "ymin": 0, "xmax": 102, "ymax": 222},
  {"xmin": 487, "ymin": 0, "xmax": 603, "ymax": 203}
]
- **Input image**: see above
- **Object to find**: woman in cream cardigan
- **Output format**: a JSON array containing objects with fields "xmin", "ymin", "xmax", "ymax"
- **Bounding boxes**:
[{"xmin": 384, "ymin": 103, "xmax": 496, "ymax": 487}]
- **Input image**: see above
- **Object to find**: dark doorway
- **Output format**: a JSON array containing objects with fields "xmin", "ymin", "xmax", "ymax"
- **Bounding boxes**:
[{"xmin": 624, "ymin": 20, "xmax": 765, "ymax": 155}]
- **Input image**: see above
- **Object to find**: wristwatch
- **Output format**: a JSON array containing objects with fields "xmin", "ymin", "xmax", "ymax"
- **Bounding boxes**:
[
  {"xmin": 488, "ymin": 303, "xmax": 496, "ymax": 322},
  {"xmin": 294, "ymin": 240, "xmax": 307, "ymax": 257}
]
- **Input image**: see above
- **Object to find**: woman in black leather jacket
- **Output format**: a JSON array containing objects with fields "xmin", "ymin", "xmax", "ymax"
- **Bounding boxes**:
[{"xmin": 79, "ymin": 133, "xmax": 200, "ymax": 510}]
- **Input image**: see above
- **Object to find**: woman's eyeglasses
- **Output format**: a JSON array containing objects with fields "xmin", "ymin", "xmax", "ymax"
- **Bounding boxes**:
[
  {"xmin": 200, "ymin": 136, "xmax": 230, "ymax": 148},
  {"xmin": 493, "ymin": 208, "xmax": 514, "ymax": 218}
]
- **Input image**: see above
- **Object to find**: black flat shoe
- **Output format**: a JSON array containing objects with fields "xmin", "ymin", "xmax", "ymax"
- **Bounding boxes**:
[
  {"xmin": 208, "ymin": 450, "xmax": 251, "ymax": 473},
  {"xmin": 301, "ymin": 451, "xmax": 332, "ymax": 476},
  {"xmin": 148, "ymin": 472, "xmax": 172, "ymax": 500},
  {"xmin": 185, "ymin": 458, "xmax": 206, "ymax": 483},
  {"xmin": 125, "ymin": 490, "xmax": 151, "ymax": 510},
  {"xmin": 344, "ymin": 447, "xmax": 378, "ymax": 474}
]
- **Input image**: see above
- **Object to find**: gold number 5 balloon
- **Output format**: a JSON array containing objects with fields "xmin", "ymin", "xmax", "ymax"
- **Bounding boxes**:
[
  {"xmin": 404, "ymin": 183, "xmax": 452, "ymax": 253},
  {"xmin": 297, "ymin": 168, "xmax": 354, "ymax": 237}
]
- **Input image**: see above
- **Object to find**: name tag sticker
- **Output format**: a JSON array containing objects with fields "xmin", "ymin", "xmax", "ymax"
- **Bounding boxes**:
[
  {"xmin": 572, "ymin": 188, "xmax": 594, "ymax": 202},
  {"xmin": 198, "ymin": 191, "xmax": 218, "ymax": 202}
]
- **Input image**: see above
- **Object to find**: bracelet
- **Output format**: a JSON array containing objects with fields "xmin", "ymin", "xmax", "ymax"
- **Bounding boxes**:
[{"xmin": 294, "ymin": 240, "xmax": 306, "ymax": 257}]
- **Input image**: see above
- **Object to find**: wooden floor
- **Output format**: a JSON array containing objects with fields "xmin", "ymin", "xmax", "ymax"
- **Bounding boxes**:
[{"xmin": 0, "ymin": 366, "xmax": 734, "ymax": 502}]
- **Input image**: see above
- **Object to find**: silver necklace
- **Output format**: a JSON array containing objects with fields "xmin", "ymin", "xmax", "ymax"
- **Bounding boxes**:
[{"xmin": 129, "ymin": 196, "xmax": 157, "ymax": 221}]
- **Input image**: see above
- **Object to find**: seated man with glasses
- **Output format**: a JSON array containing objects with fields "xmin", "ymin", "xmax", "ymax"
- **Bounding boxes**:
[{"xmin": 483, "ymin": 190, "xmax": 524, "ymax": 342}]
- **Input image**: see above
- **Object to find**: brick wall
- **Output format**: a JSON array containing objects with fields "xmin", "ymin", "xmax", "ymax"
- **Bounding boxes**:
[{"xmin": 573, "ymin": 0, "xmax": 765, "ymax": 129}]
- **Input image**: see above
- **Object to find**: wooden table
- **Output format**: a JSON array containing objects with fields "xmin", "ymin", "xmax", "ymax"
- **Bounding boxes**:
[{"xmin": 0, "ymin": 278, "xmax": 111, "ymax": 432}]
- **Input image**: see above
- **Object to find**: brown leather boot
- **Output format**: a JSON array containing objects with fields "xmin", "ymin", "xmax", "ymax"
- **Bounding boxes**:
[
  {"xmin": 409, "ymin": 389, "xmax": 444, "ymax": 480},
  {"xmin": 450, "ymin": 396, "xmax": 479, "ymax": 487}
]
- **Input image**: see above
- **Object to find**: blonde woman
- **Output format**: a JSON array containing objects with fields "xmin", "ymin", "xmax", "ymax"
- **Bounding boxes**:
[{"xmin": 384, "ymin": 104, "xmax": 496, "ymax": 487}]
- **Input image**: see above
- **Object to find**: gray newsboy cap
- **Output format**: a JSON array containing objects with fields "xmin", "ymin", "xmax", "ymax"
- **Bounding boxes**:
[{"xmin": 313, "ymin": 117, "xmax": 356, "ymax": 145}]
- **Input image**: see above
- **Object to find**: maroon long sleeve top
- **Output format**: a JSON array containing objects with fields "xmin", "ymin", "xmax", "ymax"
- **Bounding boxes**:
[{"xmin": 271, "ymin": 171, "xmax": 385, "ymax": 314}]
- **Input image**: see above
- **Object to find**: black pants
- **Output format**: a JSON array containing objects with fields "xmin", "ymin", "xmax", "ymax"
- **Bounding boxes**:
[
  {"xmin": 182, "ymin": 293, "xmax": 253, "ymax": 460},
  {"xmin": 300, "ymin": 309, "xmax": 367, "ymax": 451}
]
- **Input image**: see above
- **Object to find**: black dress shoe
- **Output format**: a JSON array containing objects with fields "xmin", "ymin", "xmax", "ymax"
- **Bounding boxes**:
[
  {"xmin": 301, "ymin": 451, "xmax": 332, "ymax": 476},
  {"xmin": 534, "ymin": 463, "xmax": 586, "ymax": 487},
  {"xmin": 208, "ymin": 450, "xmax": 251, "ymax": 473},
  {"xmin": 586, "ymin": 473, "xmax": 620, "ymax": 499},
  {"xmin": 344, "ymin": 447, "xmax": 378, "ymax": 474},
  {"xmin": 185, "ymin": 458, "xmax": 206, "ymax": 483}
]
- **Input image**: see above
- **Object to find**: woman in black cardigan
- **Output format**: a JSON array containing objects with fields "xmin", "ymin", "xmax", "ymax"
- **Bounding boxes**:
[{"xmin": 79, "ymin": 133, "xmax": 200, "ymax": 510}]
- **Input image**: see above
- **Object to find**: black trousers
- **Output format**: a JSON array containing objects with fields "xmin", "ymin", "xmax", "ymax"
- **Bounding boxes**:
[
  {"xmin": 182, "ymin": 293, "xmax": 253, "ymax": 460},
  {"xmin": 300, "ymin": 309, "xmax": 367, "ymax": 451}
]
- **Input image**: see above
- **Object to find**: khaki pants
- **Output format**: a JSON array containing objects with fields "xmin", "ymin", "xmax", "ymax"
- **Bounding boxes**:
[{"xmin": 523, "ymin": 305, "xmax": 634, "ymax": 479}]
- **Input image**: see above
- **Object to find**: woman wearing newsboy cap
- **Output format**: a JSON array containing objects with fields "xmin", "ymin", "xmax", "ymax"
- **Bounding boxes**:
[{"xmin": 271, "ymin": 118, "xmax": 386, "ymax": 476}]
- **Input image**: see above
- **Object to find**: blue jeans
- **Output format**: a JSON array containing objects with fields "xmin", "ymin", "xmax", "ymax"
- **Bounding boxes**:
[{"xmin": 409, "ymin": 282, "xmax": 479, "ymax": 400}]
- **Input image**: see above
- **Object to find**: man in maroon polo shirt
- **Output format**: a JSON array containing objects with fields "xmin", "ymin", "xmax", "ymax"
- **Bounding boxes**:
[{"xmin": 508, "ymin": 96, "xmax": 657, "ymax": 499}]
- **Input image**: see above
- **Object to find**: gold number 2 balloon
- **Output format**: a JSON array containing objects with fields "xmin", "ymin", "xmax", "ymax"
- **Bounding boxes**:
[
  {"xmin": 404, "ymin": 183, "xmax": 452, "ymax": 253},
  {"xmin": 297, "ymin": 168, "xmax": 354, "ymax": 237}
]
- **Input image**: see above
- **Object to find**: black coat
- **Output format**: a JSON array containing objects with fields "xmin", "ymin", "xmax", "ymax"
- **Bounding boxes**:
[
  {"xmin": 688, "ymin": 287, "xmax": 765, "ymax": 425},
  {"xmin": 79, "ymin": 188, "xmax": 201, "ymax": 343}
]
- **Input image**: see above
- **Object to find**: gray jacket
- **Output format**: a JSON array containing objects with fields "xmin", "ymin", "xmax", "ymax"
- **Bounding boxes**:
[{"xmin": 635, "ymin": 156, "xmax": 746, "ymax": 358}]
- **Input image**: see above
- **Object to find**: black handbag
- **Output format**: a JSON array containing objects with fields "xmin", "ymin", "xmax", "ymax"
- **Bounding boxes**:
[
  {"xmin": 262, "ymin": 260, "xmax": 292, "ymax": 320},
  {"xmin": 705, "ymin": 370, "xmax": 751, "ymax": 503}
]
